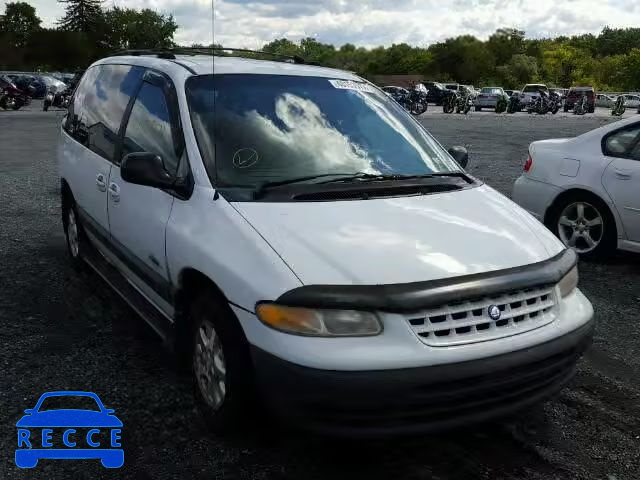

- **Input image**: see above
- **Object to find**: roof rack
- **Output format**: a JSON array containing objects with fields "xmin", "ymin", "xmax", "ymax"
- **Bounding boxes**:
[{"xmin": 110, "ymin": 47, "xmax": 312, "ymax": 65}]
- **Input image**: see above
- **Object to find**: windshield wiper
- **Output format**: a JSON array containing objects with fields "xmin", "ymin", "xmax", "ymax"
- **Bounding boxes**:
[
  {"xmin": 253, "ymin": 173, "xmax": 360, "ymax": 198},
  {"xmin": 253, "ymin": 171, "xmax": 468, "ymax": 199},
  {"xmin": 317, "ymin": 171, "xmax": 466, "ymax": 184}
]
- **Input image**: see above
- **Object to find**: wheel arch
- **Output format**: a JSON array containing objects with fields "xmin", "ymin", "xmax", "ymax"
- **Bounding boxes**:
[
  {"xmin": 60, "ymin": 178, "xmax": 74, "ymax": 225},
  {"xmin": 544, "ymin": 187, "xmax": 620, "ymax": 240},
  {"xmin": 173, "ymin": 267, "xmax": 249, "ymax": 352}
]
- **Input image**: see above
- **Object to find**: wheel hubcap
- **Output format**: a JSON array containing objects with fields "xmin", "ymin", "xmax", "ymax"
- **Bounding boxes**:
[
  {"xmin": 557, "ymin": 201, "xmax": 604, "ymax": 253},
  {"xmin": 67, "ymin": 209, "xmax": 79, "ymax": 257},
  {"xmin": 194, "ymin": 319, "xmax": 227, "ymax": 410}
]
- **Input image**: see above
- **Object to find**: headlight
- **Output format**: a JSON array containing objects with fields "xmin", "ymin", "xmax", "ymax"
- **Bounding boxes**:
[
  {"xmin": 255, "ymin": 304, "xmax": 382, "ymax": 337},
  {"xmin": 558, "ymin": 266, "xmax": 578, "ymax": 298}
]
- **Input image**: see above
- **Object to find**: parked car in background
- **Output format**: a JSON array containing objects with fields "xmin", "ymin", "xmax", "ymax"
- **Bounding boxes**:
[
  {"xmin": 381, "ymin": 85, "xmax": 409, "ymax": 98},
  {"xmin": 520, "ymin": 83, "xmax": 549, "ymax": 105},
  {"xmin": 623, "ymin": 94, "xmax": 640, "ymax": 109},
  {"xmin": 40, "ymin": 74, "xmax": 68, "ymax": 93},
  {"xmin": 513, "ymin": 117, "xmax": 640, "ymax": 258},
  {"xmin": 474, "ymin": 87, "xmax": 508, "ymax": 111},
  {"xmin": 564, "ymin": 86, "xmax": 595, "ymax": 113},
  {"xmin": 596, "ymin": 94, "xmax": 616, "ymax": 108},
  {"xmin": 7, "ymin": 74, "xmax": 46, "ymax": 98},
  {"xmin": 422, "ymin": 81, "xmax": 451, "ymax": 105}
]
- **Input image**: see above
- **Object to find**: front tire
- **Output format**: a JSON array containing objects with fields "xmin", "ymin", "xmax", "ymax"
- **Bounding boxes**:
[
  {"xmin": 62, "ymin": 197, "xmax": 87, "ymax": 270},
  {"xmin": 549, "ymin": 194, "xmax": 616, "ymax": 259},
  {"xmin": 190, "ymin": 292, "xmax": 255, "ymax": 433}
]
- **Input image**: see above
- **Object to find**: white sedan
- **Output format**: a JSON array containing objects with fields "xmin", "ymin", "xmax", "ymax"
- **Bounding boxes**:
[{"xmin": 512, "ymin": 117, "xmax": 640, "ymax": 257}]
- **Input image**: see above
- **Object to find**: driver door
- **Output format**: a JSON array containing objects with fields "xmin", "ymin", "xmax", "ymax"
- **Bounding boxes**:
[{"xmin": 106, "ymin": 70, "xmax": 186, "ymax": 314}]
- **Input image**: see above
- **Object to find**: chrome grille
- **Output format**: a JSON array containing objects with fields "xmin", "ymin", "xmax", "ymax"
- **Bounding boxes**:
[{"xmin": 406, "ymin": 286, "xmax": 557, "ymax": 346}]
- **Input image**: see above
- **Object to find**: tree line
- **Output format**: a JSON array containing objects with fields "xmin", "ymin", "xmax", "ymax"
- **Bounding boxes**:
[
  {"xmin": 0, "ymin": 0, "xmax": 178, "ymax": 71},
  {"xmin": 1, "ymin": 1, "xmax": 640, "ymax": 92},
  {"xmin": 261, "ymin": 28, "xmax": 640, "ymax": 91}
]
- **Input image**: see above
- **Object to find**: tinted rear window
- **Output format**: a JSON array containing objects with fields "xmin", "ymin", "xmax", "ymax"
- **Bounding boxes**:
[{"xmin": 523, "ymin": 85, "xmax": 547, "ymax": 93}]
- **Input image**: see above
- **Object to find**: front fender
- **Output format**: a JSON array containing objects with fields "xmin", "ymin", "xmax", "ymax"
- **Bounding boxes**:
[{"xmin": 166, "ymin": 187, "xmax": 302, "ymax": 312}]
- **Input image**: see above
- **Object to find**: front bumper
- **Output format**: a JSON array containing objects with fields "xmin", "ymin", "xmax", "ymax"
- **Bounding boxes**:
[
  {"xmin": 252, "ymin": 320, "xmax": 593, "ymax": 436},
  {"xmin": 475, "ymin": 99, "xmax": 497, "ymax": 107}
]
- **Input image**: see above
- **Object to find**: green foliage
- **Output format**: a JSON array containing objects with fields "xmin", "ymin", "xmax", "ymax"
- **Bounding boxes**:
[
  {"xmin": 0, "ymin": 2, "xmax": 42, "ymax": 48},
  {"xmin": 57, "ymin": 0, "xmax": 103, "ymax": 33},
  {"xmin": 0, "ymin": 1, "xmax": 178, "ymax": 70},
  {"xmin": 259, "ymin": 28, "xmax": 640, "ymax": 91},
  {"xmin": 102, "ymin": 7, "xmax": 177, "ymax": 50},
  {"xmin": 2, "ymin": 0, "xmax": 640, "ymax": 93}
]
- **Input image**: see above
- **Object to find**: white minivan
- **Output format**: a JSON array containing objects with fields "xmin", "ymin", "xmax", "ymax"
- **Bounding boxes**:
[{"xmin": 59, "ymin": 49, "xmax": 594, "ymax": 435}]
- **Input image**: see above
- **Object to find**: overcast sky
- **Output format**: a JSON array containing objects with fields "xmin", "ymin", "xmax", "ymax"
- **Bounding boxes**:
[{"xmin": 29, "ymin": 0, "xmax": 640, "ymax": 48}]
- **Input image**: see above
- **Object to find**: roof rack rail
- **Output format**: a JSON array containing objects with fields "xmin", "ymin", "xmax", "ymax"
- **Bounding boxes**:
[
  {"xmin": 111, "ymin": 49, "xmax": 179, "ymax": 59},
  {"xmin": 110, "ymin": 47, "xmax": 315, "ymax": 65},
  {"xmin": 212, "ymin": 47, "xmax": 308, "ymax": 64}
]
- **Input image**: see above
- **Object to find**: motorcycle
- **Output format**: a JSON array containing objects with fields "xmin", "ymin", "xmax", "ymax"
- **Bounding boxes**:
[
  {"xmin": 507, "ymin": 92, "xmax": 521, "ymax": 113},
  {"xmin": 494, "ymin": 93, "xmax": 508, "ymax": 113},
  {"xmin": 526, "ymin": 90, "xmax": 560, "ymax": 115},
  {"xmin": 405, "ymin": 85, "xmax": 429, "ymax": 116},
  {"xmin": 573, "ymin": 93, "xmax": 587, "ymax": 115},
  {"xmin": 611, "ymin": 95, "xmax": 625, "ymax": 116},
  {"xmin": 442, "ymin": 91, "xmax": 456, "ymax": 114},
  {"xmin": 548, "ymin": 91, "xmax": 561, "ymax": 114},
  {"xmin": 0, "ymin": 75, "xmax": 31, "ymax": 111},
  {"xmin": 455, "ymin": 88, "xmax": 473, "ymax": 114},
  {"xmin": 43, "ymin": 86, "xmax": 71, "ymax": 111}
]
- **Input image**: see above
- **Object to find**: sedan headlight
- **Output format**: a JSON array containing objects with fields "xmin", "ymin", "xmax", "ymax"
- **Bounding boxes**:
[
  {"xmin": 255, "ymin": 304, "xmax": 382, "ymax": 337},
  {"xmin": 558, "ymin": 266, "xmax": 579, "ymax": 298}
]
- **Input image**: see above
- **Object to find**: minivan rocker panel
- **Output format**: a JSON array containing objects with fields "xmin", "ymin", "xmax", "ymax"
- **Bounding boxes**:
[{"xmin": 233, "ymin": 184, "xmax": 565, "ymax": 286}]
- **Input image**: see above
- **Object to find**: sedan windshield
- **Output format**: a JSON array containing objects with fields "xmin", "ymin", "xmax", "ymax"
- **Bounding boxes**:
[{"xmin": 186, "ymin": 74, "xmax": 461, "ymax": 189}]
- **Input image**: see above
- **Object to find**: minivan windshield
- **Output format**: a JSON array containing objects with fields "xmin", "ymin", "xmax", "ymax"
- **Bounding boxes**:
[{"xmin": 186, "ymin": 74, "xmax": 461, "ymax": 189}]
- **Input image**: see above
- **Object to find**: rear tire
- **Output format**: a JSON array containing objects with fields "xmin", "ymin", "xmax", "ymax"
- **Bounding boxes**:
[
  {"xmin": 190, "ymin": 292, "xmax": 256, "ymax": 433},
  {"xmin": 548, "ymin": 193, "xmax": 616, "ymax": 260}
]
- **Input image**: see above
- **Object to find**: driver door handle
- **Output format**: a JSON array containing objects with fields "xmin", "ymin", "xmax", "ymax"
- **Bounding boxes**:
[
  {"xmin": 614, "ymin": 168, "xmax": 631, "ymax": 179},
  {"xmin": 96, "ymin": 173, "xmax": 106, "ymax": 191},
  {"xmin": 108, "ymin": 182, "xmax": 120, "ymax": 202}
]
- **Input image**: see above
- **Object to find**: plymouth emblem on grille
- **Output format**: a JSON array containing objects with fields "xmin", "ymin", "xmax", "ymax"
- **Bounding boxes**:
[{"xmin": 488, "ymin": 305, "xmax": 501, "ymax": 320}]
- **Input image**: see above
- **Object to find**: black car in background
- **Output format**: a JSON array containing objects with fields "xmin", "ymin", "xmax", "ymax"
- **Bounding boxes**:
[
  {"xmin": 6, "ymin": 74, "xmax": 46, "ymax": 98},
  {"xmin": 422, "ymin": 81, "xmax": 452, "ymax": 105}
]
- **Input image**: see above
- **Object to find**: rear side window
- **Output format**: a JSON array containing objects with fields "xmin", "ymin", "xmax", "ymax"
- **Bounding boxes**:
[
  {"xmin": 121, "ymin": 82, "xmax": 180, "ymax": 174},
  {"xmin": 603, "ymin": 125, "xmax": 640, "ymax": 160},
  {"xmin": 66, "ymin": 64, "xmax": 143, "ymax": 162}
]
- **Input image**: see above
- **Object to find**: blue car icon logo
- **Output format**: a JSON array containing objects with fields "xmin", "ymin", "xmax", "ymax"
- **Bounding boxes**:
[{"xmin": 16, "ymin": 391, "xmax": 123, "ymax": 468}]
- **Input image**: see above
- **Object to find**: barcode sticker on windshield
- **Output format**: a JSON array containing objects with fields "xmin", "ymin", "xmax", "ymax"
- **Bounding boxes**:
[{"xmin": 329, "ymin": 79, "xmax": 376, "ymax": 93}]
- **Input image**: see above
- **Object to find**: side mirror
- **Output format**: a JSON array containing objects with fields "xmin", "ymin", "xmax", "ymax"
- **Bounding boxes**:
[
  {"xmin": 448, "ymin": 146, "xmax": 469, "ymax": 168},
  {"xmin": 121, "ymin": 152, "xmax": 174, "ymax": 189},
  {"xmin": 24, "ymin": 409, "xmax": 34, "ymax": 414},
  {"xmin": 104, "ymin": 409, "xmax": 115, "ymax": 414}
]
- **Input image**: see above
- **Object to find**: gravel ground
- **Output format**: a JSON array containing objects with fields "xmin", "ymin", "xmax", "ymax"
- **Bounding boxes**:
[{"xmin": 1, "ymin": 102, "xmax": 639, "ymax": 479}]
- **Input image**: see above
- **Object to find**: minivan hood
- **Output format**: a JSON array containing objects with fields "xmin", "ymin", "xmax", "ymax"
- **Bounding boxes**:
[{"xmin": 232, "ymin": 185, "xmax": 563, "ymax": 286}]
